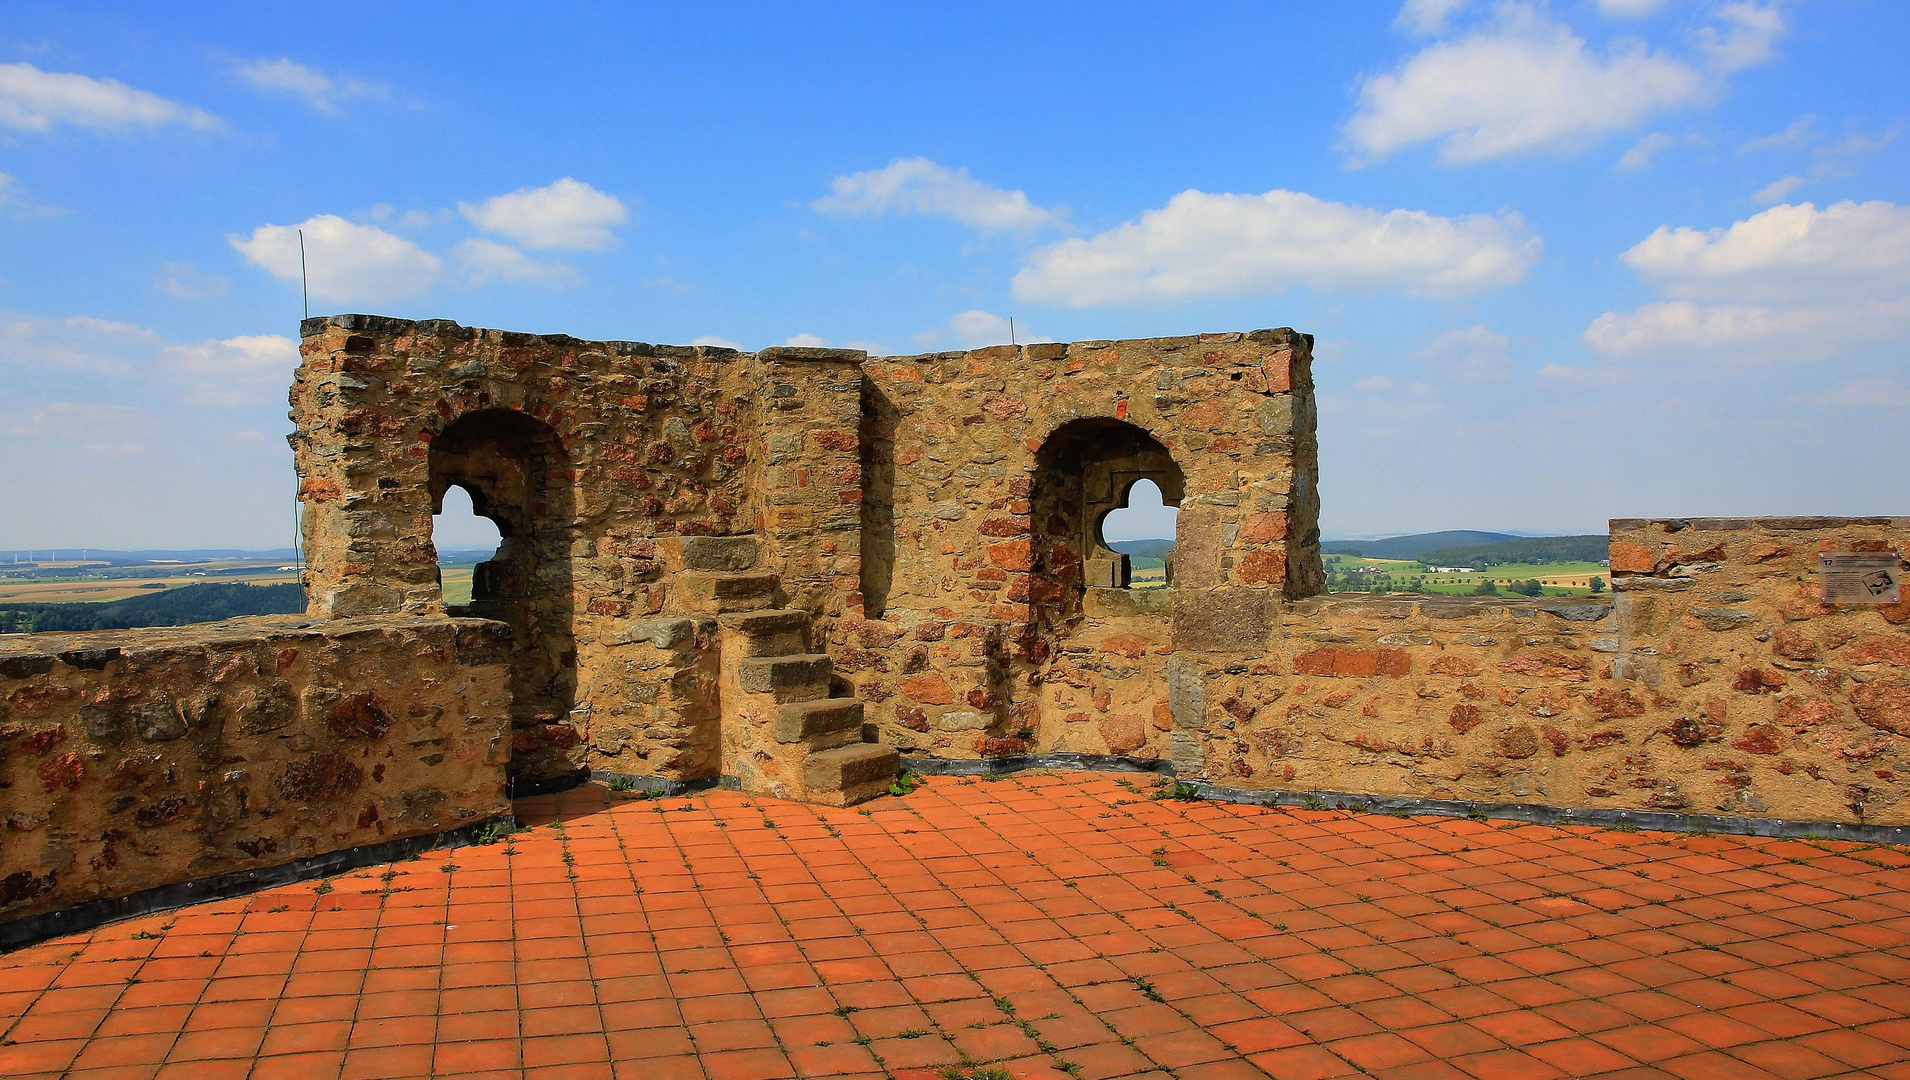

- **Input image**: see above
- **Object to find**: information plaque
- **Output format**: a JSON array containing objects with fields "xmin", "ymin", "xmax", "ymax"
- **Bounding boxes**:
[{"xmin": 1819, "ymin": 552, "xmax": 1901, "ymax": 605}]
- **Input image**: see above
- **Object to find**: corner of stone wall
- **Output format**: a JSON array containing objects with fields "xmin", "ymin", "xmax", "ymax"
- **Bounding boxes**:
[{"xmin": 0, "ymin": 613, "xmax": 513, "ymax": 930}]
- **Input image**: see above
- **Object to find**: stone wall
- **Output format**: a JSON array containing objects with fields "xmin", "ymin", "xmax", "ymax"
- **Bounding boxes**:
[
  {"xmin": 281, "ymin": 314, "xmax": 1908, "ymax": 829},
  {"xmin": 291, "ymin": 317, "xmax": 863, "ymax": 784},
  {"xmin": 1139, "ymin": 517, "xmax": 1908, "ymax": 827},
  {"xmin": 0, "ymin": 615, "xmax": 512, "ymax": 928},
  {"xmin": 841, "ymin": 330, "xmax": 1319, "ymax": 758}
]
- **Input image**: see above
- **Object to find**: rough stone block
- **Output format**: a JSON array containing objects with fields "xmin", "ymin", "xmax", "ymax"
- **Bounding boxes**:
[
  {"xmin": 738, "ymin": 654, "xmax": 832, "ymax": 703},
  {"xmin": 802, "ymin": 743, "xmax": 898, "ymax": 807},
  {"xmin": 679, "ymin": 536, "xmax": 759, "ymax": 571},
  {"xmin": 1172, "ymin": 587, "xmax": 1274, "ymax": 653},
  {"xmin": 1084, "ymin": 587, "xmax": 1172, "ymax": 618},
  {"xmin": 325, "ymin": 585, "xmax": 403, "ymax": 617},
  {"xmin": 678, "ymin": 571, "xmax": 781, "ymax": 613},
  {"xmin": 775, "ymin": 699, "xmax": 864, "ymax": 744},
  {"xmin": 719, "ymin": 610, "xmax": 810, "ymax": 656}
]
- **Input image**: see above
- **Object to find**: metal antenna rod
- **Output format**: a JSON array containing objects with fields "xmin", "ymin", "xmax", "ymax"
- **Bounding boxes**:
[{"xmin": 298, "ymin": 229, "xmax": 309, "ymax": 321}]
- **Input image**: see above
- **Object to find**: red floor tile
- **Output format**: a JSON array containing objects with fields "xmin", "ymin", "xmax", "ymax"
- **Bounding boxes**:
[{"xmin": 0, "ymin": 776, "xmax": 1902, "ymax": 1080}]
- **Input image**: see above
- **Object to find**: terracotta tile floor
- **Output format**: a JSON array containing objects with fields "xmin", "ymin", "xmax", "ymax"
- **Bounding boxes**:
[{"xmin": 4, "ymin": 772, "xmax": 1909, "ymax": 1080}]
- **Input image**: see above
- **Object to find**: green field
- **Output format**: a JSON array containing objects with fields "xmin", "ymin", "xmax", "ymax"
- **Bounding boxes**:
[
  {"xmin": 1326, "ymin": 555, "xmax": 1608, "ymax": 597},
  {"xmin": 440, "ymin": 565, "xmax": 477, "ymax": 605}
]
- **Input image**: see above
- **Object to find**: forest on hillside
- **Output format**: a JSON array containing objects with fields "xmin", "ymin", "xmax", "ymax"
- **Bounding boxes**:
[
  {"xmin": 1415, "ymin": 535, "xmax": 1608, "ymax": 568},
  {"xmin": 0, "ymin": 583, "xmax": 304, "ymax": 633}
]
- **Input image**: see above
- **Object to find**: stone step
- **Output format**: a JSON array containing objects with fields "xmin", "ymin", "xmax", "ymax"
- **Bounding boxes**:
[
  {"xmin": 718, "ymin": 609, "xmax": 811, "ymax": 656},
  {"xmin": 775, "ymin": 698, "xmax": 864, "ymax": 746},
  {"xmin": 803, "ymin": 743, "xmax": 900, "ymax": 808},
  {"xmin": 680, "ymin": 535, "xmax": 759, "ymax": 572},
  {"xmin": 679, "ymin": 571, "xmax": 781, "ymax": 613},
  {"xmin": 737, "ymin": 653, "xmax": 832, "ymax": 703}
]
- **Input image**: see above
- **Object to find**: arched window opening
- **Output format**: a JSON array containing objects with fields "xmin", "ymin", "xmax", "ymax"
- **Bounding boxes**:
[
  {"xmin": 1030, "ymin": 418, "xmax": 1186, "ymax": 635},
  {"xmin": 428, "ymin": 407, "xmax": 578, "ymax": 784},
  {"xmin": 1099, "ymin": 479, "xmax": 1178, "ymax": 590},
  {"xmin": 431, "ymin": 484, "xmax": 505, "ymax": 608}
]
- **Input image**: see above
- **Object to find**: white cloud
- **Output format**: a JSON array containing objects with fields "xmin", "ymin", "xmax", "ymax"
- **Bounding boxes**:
[
  {"xmin": 1741, "ymin": 122, "xmax": 1898, "ymax": 201},
  {"xmin": 0, "ymin": 313, "xmax": 132, "ymax": 373},
  {"xmin": 1595, "ymin": 0, "xmax": 1668, "ymax": 16},
  {"xmin": 1617, "ymin": 132, "xmax": 1674, "ymax": 172},
  {"xmin": 1752, "ymin": 175, "xmax": 1806, "ymax": 204},
  {"xmin": 158, "ymin": 334, "xmax": 299, "ymax": 405},
  {"xmin": 1739, "ymin": 115, "xmax": 1816, "ymax": 154},
  {"xmin": 1396, "ymin": 0, "xmax": 1476, "ymax": 36},
  {"xmin": 6, "ymin": 402, "xmax": 147, "ymax": 439},
  {"xmin": 1345, "ymin": 3, "xmax": 1778, "ymax": 164},
  {"xmin": 1618, "ymin": 130, "xmax": 1711, "ymax": 173},
  {"xmin": 0, "ymin": 62, "xmax": 219, "ymax": 133},
  {"xmin": 369, "ymin": 204, "xmax": 454, "ymax": 230},
  {"xmin": 1010, "ymin": 188, "xmax": 1539, "ymax": 306},
  {"xmin": 1414, "ymin": 325, "xmax": 1514, "ymax": 383},
  {"xmin": 451, "ymin": 238, "xmax": 580, "ymax": 287},
  {"xmin": 64, "ymin": 315, "xmax": 155, "ymax": 340},
  {"xmin": 783, "ymin": 333, "xmax": 830, "ymax": 348},
  {"xmin": 1619, "ymin": 200, "xmax": 1910, "ymax": 303},
  {"xmin": 811, "ymin": 157, "xmax": 1066, "ymax": 231},
  {"xmin": 1790, "ymin": 377, "xmax": 1910, "ymax": 410},
  {"xmin": 459, "ymin": 178, "xmax": 628, "ymax": 250},
  {"xmin": 237, "ymin": 58, "xmax": 381, "ymax": 114},
  {"xmin": 159, "ymin": 334, "xmax": 298, "ymax": 376},
  {"xmin": 156, "ymin": 261, "xmax": 230, "ymax": 299},
  {"xmin": 0, "ymin": 172, "xmax": 61, "ymax": 219},
  {"xmin": 1585, "ymin": 300, "xmax": 1784, "ymax": 355},
  {"xmin": 1583, "ymin": 299, "xmax": 1910, "ymax": 359},
  {"xmin": 691, "ymin": 335, "xmax": 744, "ymax": 351},
  {"xmin": 0, "ymin": 314, "xmax": 298, "ymax": 406},
  {"xmin": 945, "ymin": 310, "xmax": 1050, "ymax": 349},
  {"xmin": 1353, "ymin": 375, "xmax": 1398, "ymax": 392},
  {"xmin": 230, "ymin": 214, "xmax": 443, "ymax": 303},
  {"xmin": 1694, "ymin": 2, "xmax": 1785, "ymax": 73},
  {"xmin": 1584, "ymin": 200, "xmax": 1910, "ymax": 361}
]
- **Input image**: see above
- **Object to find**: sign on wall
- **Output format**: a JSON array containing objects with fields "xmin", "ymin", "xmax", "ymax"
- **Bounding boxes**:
[{"xmin": 1819, "ymin": 552, "xmax": 1902, "ymax": 605}]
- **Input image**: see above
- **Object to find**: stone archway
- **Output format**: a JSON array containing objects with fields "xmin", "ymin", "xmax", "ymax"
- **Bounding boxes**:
[
  {"xmin": 1030, "ymin": 417, "xmax": 1186, "ymax": 632},
  {"xmin": 428, "ymin": 408, "xmax": 581, "ymax": 785}
]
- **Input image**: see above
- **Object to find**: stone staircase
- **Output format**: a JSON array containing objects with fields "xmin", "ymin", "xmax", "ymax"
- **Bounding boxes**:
[{"xmin": 678, "ymin": 537, "xmax": 898, "ymax": 807}]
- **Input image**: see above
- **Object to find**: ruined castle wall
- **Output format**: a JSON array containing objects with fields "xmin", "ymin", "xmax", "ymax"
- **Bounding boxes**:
[
  {"xmin": 282, "ymin": 315, "xmax": 1908, "ymax": 828},
  {"xmin": 841, "ymin": 330, "xmax": 1320, "ymax": 758},
  {"xmin": 291, "ymin": 317, "xmax": 862, "ymax": 783},
  {"xmin": 1159, "ymin": 517, "xmax": 1909, "ymax": 826},
  {"xmin": 0, "ymin": 615, "xmax": 512, "ymax": 928}
]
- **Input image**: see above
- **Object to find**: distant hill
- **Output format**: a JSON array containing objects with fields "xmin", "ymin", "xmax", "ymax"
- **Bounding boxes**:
[
  {"xmin": 1108, "ymin": 539, "xmax": 1173, "ymax": 561},
  {"xmin": 1321, "ymin": 531, "xmax": 1515, "ymax": 560},
  {"xmin": 437, "ymin": 548, "xmax": 500, "ymax": 564},
  {"xmin": 1415, "ymin": 535, "xmax": 1608, "ymax": 568},
  {"xmin": 1, "ymin": 548, "xmax": 297, "ymax": 567},
  {"xmin": 0, "ymin": 583, "xmax": 304, "ymax": 634}
]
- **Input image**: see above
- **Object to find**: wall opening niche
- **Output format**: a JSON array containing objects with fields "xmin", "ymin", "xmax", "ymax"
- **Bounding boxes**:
[
  {"xmin": 1030, "ymin": 418, "xmax": 1185, "ymax": 641},
  {"xmin": 427, "ymin": 407, "xmax": 579, "ymax": 782},
  {"xmin": 1100, "ymin": 478, "xmax": 1178, "ymax": 590},
  {"xmin": 432, "ymin": 484, "xmax": 504, "ymax": 607}
]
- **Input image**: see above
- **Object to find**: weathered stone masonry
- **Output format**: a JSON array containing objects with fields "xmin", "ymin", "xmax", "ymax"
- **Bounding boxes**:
[
  {"xmin": 0, "ymin": 615, "xmax": 511, "ymax": 927},
  {"xmin": 4, "ymin": 312, "xmax": 1907, "ymax": 938}
]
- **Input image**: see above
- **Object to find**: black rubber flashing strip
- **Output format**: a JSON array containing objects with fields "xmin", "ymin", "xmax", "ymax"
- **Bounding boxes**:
[
  {"xmin": 1, "ymin": 815, "xmax": 515, "ymax": 953},
  {"xmin": 902, "ymin": 752, "xmax": 1173, "ymax": 777},
  {"xmin": 585, "ymin": 771, "xmax": 732, "ymax": 797},
  {"xmin": 505, "ymin": 770, "xmax": 590, "ymax": 799},
  {"xmin": 902, "ymin": 753, "xmax": 1910, "ymax": 845}
]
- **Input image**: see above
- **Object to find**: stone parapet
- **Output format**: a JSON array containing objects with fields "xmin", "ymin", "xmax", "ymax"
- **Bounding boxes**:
[{"xmin": 0, "ymin": 614, "xmax": 512, "ymax": 928}]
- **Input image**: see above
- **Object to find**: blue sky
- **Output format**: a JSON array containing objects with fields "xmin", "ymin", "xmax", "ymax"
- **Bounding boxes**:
[{"xmin": 0, "ymin": 0, "xmax": 1905, "ymax": 550}]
